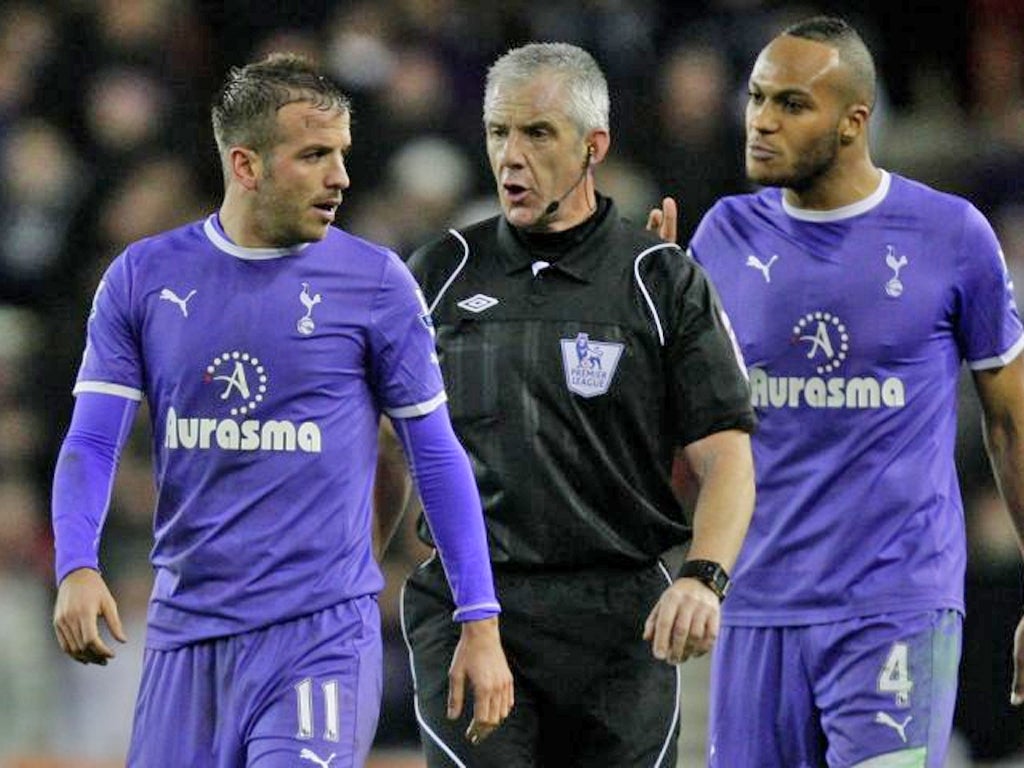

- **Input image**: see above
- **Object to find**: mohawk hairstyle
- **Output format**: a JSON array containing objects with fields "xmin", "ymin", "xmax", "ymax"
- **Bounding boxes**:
[
  {"xmin": 782, "ymin": 15, "xmax": 877, "ymax": 109},
  {"xmin": 211, "ymin": 52, "xmax": 350, "ymax": 157}
]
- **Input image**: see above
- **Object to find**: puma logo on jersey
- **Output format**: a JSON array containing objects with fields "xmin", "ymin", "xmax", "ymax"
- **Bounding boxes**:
[
  {"xmin": 745, "ymin": 254, "xmax": 778, "ymax": 283},
  {"xmin": 159, "ymin": 288, "xmax": 197, "ymax": 317},
  {"xmin": 299, "ymin": 749, "xmax": 336, "ymax": 767},
  {"xmin": 874, "ymin": 712, "xmax": 912, "ymax": 743}
]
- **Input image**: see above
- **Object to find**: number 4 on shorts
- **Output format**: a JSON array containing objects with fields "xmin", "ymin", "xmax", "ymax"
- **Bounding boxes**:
[{"xmin": 878, "ymin": 641, "xmax": 913, "ymax": 707}]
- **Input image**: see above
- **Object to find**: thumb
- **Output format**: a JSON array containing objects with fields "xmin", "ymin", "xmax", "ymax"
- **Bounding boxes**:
[
  {"xmin": 102, "ymin": 596, "xmax": 128, "ymax": 644},
  {"xmin": 642, "ymin": 606, "xmax": 657, "ymax": 641},
  {"xmin": 447, "ymin": 668, "xmax": 466, "ymax": 720}
]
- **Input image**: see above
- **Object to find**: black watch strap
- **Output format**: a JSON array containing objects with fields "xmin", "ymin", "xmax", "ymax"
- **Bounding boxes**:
[{"xmin": 678, "ymin": 559, "xmax": 731, "ymax": 601}]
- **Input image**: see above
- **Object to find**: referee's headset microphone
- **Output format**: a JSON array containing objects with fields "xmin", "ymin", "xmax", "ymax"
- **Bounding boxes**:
[{"xmin": 536, "ymin": 144, "xmax": 594, "ymax": 224}]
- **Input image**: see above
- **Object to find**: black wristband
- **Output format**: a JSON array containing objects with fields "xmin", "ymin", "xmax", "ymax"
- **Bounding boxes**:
[{"xmin": 678, "ymin": 559, "xmax": 730, "ymax": 601}]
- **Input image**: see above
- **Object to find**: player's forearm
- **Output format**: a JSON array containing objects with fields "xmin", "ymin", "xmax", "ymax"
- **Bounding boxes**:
[
  {"xmin": 684, "ymin": 429, "xmax": 755, "ymax": 571},
  {"xmin": 52, "ymin": 393, "xmax": 137, "ymax": 583},
  {"xmin": 393, "ymin": 405, "xmax": 500, "ymax": 621},
  {"xmin": 983, "ymin": 413, "xmax": 1024, "ymax": 557},
  {"xmin": 373, "ymin": 417, "xmax": 412, "ymax": 559},
  {"xmin": 975, "ymin": 356, "xmax": 1024, "ymax": 557}
]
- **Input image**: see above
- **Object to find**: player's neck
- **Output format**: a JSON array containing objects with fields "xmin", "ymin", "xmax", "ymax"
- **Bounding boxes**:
[
  {"xmin": 784, "ymin": 158, "xmax": 882, "ymax": 212},
  {"xmin": 218, "ymin": 188, "xmax": 272, "ymax": 247}
]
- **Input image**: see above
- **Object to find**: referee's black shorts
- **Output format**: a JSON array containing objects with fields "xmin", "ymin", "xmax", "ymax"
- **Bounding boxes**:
[{"xmin": 401, "ymin": 556, "xmax": 681, "ymax": 767}]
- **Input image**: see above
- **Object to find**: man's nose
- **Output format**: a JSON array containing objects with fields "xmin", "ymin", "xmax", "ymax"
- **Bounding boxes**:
[
  {"xmin": 327, "ymin": 154, "xmax": 350, "ymax": 189},
  {"xmin": 499, "ymin": 132, "xmax": 526, "ymax": 167},
  {"xmin": 748, "ymin": 103, "xmax": 777, "ymax": 133}
]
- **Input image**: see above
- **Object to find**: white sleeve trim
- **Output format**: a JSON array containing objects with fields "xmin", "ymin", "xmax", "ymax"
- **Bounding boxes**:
[
  {"xmin": 426, "ymin": 230, "xmax": 470, "ymax": 314},
  {"xmin": 386, "ymin": 390, "xmax": 448, "ymax": 419},
  {"xmin": 967, "ymin": 333, "xmax": 1024, "ymax": 371},
  {"xmin": 73, "ymin": 381, "xmax": 144, "ymax": 401},
  {"xmin": 452, "ymin": 602, "xmax": 502, "ymax": 621},
  {"xmin": 634, "ymin": 243, "xmax": 681, "ymax": 347}
]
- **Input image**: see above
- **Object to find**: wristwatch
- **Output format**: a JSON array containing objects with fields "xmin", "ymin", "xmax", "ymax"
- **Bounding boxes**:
[{"xmin": 678, "ymin": 559, "xmax": 731, "ymax": 602}]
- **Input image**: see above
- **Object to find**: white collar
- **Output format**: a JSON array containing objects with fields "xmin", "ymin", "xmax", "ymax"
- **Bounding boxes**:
[
  {"xmin": 782, "ymin": 170, "xmax": 891, "ymax": 222},
  {"xmin": 203, "ymin": 215, "xmax": 311, "ymax": 260}
]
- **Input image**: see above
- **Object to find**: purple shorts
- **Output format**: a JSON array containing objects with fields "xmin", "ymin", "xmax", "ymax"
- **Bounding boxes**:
[
  {"xmin": 709, "ymin": 609, "xmax": 961, "ymax": 767},
  {"xmin": 127, "ymin": 596, "xmax": 382, "ymax": 768}
]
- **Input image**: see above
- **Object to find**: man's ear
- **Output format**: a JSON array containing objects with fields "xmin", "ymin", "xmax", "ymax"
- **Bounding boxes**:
[
  {"xmin": 584, "ymin": 129, "xmax": 611, "ymax": 165},
  {"xmin": 229, "ymin": 147, "xmax": 262, "ymax": 190},
  {"xmin": 839, "ymin": 103, "xmax": 870, "ymax": 146}
]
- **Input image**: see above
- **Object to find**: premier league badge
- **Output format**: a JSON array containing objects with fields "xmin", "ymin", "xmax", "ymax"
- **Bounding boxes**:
[{"xmin": 560, "ymin": 332, "xmax": 624, "ymax": 398}]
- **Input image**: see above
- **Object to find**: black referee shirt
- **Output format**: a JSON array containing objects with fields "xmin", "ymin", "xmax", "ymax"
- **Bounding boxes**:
[{"xmin": 408, "ymin": 198, "xmax": 755, "ymax": 569}]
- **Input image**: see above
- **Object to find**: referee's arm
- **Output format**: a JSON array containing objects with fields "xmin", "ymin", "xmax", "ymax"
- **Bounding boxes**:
[{"xmin": 643, "ymin": 428, "xmax": 755, "ymax": 665}]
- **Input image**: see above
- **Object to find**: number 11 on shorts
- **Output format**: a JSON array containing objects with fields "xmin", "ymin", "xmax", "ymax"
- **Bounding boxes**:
[{"xmin": 295, "ymin": 678, "xmax": 341, "ymax": 741}]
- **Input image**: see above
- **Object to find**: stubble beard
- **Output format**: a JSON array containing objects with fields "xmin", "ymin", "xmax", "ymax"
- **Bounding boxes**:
[
  {"xmin": 255, "ymin": 183, "xmax": 321, "ymax": 247},
  {"xmin": 748, "ymin": 130, "xmax": 840, "ymax": 191}
]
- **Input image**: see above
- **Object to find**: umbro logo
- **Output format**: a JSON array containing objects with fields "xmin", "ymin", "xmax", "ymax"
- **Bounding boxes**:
[{"xmin": 457, "ymin": 294, "xmax": 499, "ymax": 313}]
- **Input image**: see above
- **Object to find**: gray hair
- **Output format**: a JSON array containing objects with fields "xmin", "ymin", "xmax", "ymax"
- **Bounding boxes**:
[
  {"xmin": 211, "ymin": 52, "xmax": 350, "ymax": 158},
  {"xmin": 484, "ymin": 43, "xmax": 609, "ymax": 134}
]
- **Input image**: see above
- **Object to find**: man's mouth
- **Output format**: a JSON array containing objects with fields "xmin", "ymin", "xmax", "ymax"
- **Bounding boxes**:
[
  {"xmin": 313, "ymin": 200, "xmax": 340, "ymax": 220},
  {"xmin": 747, "ymin": 143, "xmax": 778, "ymax": 161},
  {"xmin": 502, "ymin": 183, "xmax": 530, "ymax": 204}
]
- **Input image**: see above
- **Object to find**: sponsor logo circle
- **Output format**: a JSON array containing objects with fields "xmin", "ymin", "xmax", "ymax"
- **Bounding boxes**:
[
  {"xmin": 205, "ymin": 351, "xmax": 268, "ymax": 416},
  {"xmin": 792, "ymin": 312, "xmax": 849, "ymax": 374}
]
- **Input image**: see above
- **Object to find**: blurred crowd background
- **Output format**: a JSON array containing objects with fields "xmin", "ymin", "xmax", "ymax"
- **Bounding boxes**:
[{"xmin": 0, "ymin": 0, "xmax": 1022, "ymax": 766}]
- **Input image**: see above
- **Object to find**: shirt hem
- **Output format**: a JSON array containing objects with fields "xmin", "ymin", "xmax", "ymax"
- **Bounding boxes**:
[
  {"xmin": 143, "ymin": 591, "xmax": 379, "ymax": 650},
  {"xmin": 722, "ymin": 596, "xmax": 965, "ymax": 627}
]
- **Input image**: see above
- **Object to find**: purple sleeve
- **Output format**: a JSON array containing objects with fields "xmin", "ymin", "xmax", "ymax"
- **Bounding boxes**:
[
  {"xmin": 76, "ymin": 252, "xmax": 145, "ymax": 397},
  {"xmin": 956, "ymin": 202, "xmax": 1024, "ymax": 369},
  {"xmin": 51, "ymin": 392, "xmax": 139, "ymax": 584},
  {"xmin": 392, "ymin": 404, "xmax": 500, "ymax": 622},
  {"xmin": 369, "ymin": 252, "xmax": 448, "ymax": 418}
]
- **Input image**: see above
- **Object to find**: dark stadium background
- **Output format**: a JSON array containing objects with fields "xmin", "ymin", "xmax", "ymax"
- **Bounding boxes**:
[{"xmin": 1, "ymin": 0, "xmax": 1021, "ymax": 765}]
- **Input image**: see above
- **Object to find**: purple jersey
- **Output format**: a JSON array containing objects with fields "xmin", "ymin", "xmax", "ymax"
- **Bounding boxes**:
[
  {"xmin": 75, "ymin": 215, "xmax": 446, "ymax": 648},
  {"xmin": 690, "ymin": 172, "xmax": 1023, "ymax": 626}
]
